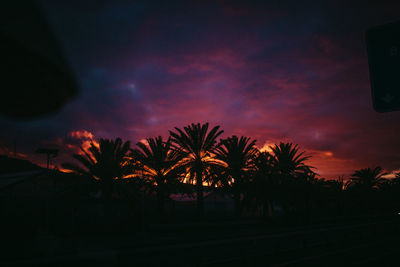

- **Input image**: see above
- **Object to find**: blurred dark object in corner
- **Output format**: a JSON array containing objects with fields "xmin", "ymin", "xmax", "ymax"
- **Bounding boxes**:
[
  {"xmin": 0, "ymin": 1, "xmax": 77, "ymax": 120},
  {"xmin": 366, "ymin": 20, "xmax": 400, "ymax": 113}
]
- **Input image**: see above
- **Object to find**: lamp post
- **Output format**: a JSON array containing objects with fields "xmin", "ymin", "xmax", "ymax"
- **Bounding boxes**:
[{"xmin": 35, "ymin": 148, "xmax": 58, "ymax": 170}]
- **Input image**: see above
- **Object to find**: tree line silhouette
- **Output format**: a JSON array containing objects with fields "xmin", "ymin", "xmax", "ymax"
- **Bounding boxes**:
[{"xmin": 62, "ymin": 122, "xmax": 400, "ymax": 222}]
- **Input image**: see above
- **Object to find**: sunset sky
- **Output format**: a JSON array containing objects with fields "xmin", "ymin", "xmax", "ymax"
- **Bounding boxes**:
[{"xmin": 1, "ymin": 0, "xmax": 400, "ymax": 179}]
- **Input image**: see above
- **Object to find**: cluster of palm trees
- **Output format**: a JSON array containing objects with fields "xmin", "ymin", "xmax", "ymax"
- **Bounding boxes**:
[{"xmin": 63, "ymin": 122, "xmax": 399, "ymax": 220}]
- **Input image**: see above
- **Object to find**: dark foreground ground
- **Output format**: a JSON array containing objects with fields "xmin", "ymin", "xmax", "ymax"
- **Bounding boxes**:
[{"xmin": 2, "ymin": 215, "xmax": 400, "ymax": 266}]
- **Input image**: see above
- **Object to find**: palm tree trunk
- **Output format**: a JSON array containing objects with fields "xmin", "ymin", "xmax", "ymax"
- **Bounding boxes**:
[
  {"xmin": 305, "ymin": 193, "xmax": 310, "ymax": 224},
  {"xmin": 267, "ymin": 199, "xmax": 274, "ymax": 218},
  {"xmin": 157, "ymin": 187, "xmax": 165, "ymax": 221},
  {"xmin": 261, "ymin": 199, "xmax": 273, "ymax": 218},
  {"xmin": 103, "ymin": 179, "xmax": 113, "ymax": 200},
  {"xmin": 196, "ymin": 172, "xmax": 204, "ymax": 219},
  {"xmin": 262, "ymin": 200, "xmax": 268, "ymax": 218},
  {"xmin": 102, "ymin": 178, "xmax": 113, "ymax": 235},
  {"xmin": 234, "ymin": 191, "xmax": 241, "ymax": 218}
]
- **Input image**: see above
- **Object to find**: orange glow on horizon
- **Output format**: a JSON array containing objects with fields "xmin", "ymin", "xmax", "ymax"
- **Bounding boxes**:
[{"xmin": 257, "ymin": 141, "xmax": 275, "ymax": 153}]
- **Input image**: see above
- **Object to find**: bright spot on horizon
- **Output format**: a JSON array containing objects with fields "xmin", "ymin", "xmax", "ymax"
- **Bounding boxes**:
[{"xmin": 258, "ymin": 141, "xmax": 275, "ymax": 153}]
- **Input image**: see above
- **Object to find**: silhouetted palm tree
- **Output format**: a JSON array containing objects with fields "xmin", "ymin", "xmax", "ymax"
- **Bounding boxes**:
[
  {"xmin": 345, "ymin": 167, "xmax": 388, "ymax": 215},
  {"xmin": 169, "ymin": 123, "xmax": 224, "ymax": 218},
  {"xmin": 270, "ymin": 142, "xmax": 312, "ymax": 180},
  {"xmin": 131, "ymin": 136, "xmax": 183, "ymax": 219},
  {"xmin": 268, "ymin": 142, "xmax": 312, "ymax": 216},
  {"xmin": 346, "ymin": 167, "xmax": 387, "ymax": 191},
  {"xmin": 323, "ymin": 176, "xmax": 346, "ymax": 215},
  {"xmin": 215, "ymin": 135, "xmax": 258, "ymax": 217},
  {"xmin": 62, "ymin": 137, "xmax": 131, "ymax": 199}
]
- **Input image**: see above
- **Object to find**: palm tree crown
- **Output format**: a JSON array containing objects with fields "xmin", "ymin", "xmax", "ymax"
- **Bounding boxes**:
[
  {"xmin": 62, "ymin": 137, "xmax": 131, "ymax": 199},
  {"xmin": 132, "ymin": 137, "xmax": 182, "ymax": 182},
  {"xmin": 347, "ymin": 166, "xmax": 387, "ymax": 190},
  {"xmin": 270, "ymin": 142, "xmax": 312, "ymax": 178},
  {"xmin": 215, "ymin": 135, "xmax": 258, "ymax": 179}
]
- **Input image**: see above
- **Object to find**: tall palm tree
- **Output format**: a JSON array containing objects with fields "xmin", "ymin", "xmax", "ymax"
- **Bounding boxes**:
[
  {"xmin": 169, "ymin": 122, "xmax": 224, "ymax": 218},
  {"xmin": 346, "ymin": 167, "xmax": 387, "ymax": 191},
  {"xmin": 346, "ymin": 167, "xmax": 388, "ymax": 215},
  {"xmin": 269, "ymin": 142, "xmax": 312, "ymax": 216},
  {"xmin": 131, "ymin": 136, "xmax": 183, "ymax": 218},
  {"xmin": 215, "ymin": 135, "xmax": 258, "ymax": 217},
  {"xmin": 62, "ymin": 137, "xmax": 131, "ymax": 199}
]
